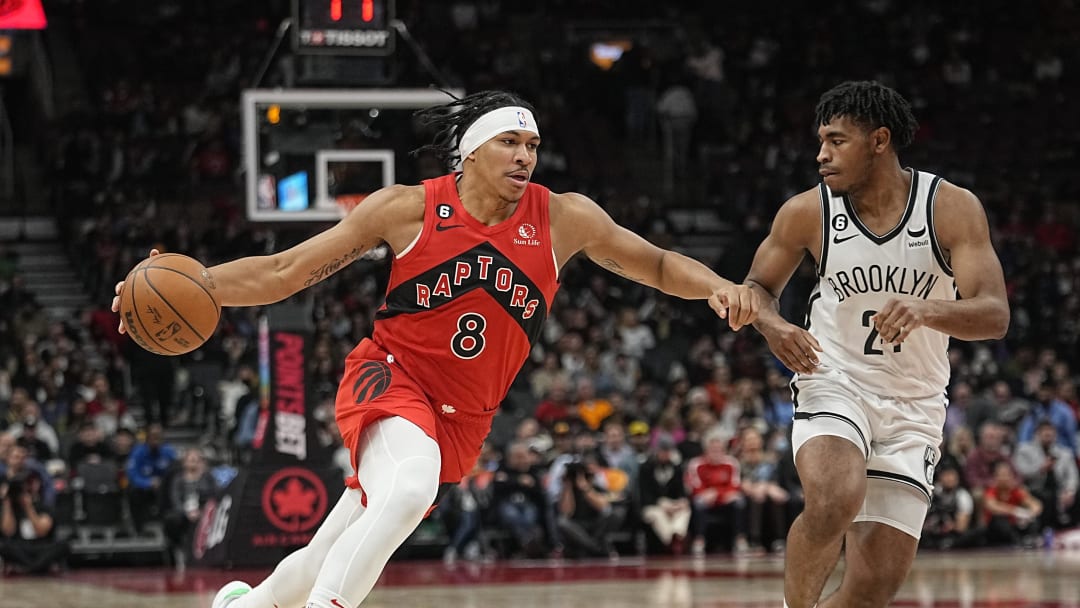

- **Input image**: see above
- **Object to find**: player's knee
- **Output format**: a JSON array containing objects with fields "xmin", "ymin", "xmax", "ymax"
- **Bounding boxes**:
[
  {"xmin": 801, "ymin": 488, "xmax": 862, "ymax": 535},
  {"xmin": 385, "ymin": 461, "xmax": 439, "ymax": 520}
]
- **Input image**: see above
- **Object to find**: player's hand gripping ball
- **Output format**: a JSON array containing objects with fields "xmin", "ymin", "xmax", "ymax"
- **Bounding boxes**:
[{"xmin": 115, "ymin": 251, "xmax": 221, "ymax": 355}]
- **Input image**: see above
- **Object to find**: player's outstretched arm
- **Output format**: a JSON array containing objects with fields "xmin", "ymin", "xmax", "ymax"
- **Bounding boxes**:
[
  {"xmin": 550, "ymin": 192, "xmax": 757, "ymax": 330},
  {"xmin": 872, "ymin": 185, "xmax": 1009, "ymax": 343},
  {"xmin": 109, "ymin": 185, "xmax": 421, "ymax": 331},
  {"xmin": 206, "ymin": 185, "xmax": 420, "ymax": 307},
  {"xmin": 745, "ymin": 191, "xmax": 823, "ymax": 374}
]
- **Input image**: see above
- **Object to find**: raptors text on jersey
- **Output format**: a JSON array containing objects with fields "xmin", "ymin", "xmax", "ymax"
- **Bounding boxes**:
[{"xmin": 372, "ymin": 174, "xmax": 561, "ymax": 416}]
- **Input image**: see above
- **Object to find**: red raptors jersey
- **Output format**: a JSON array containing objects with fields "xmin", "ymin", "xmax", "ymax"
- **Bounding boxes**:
[{"xmin": 372, "ymin": 173, "xmax": 560, "ymax": 419}]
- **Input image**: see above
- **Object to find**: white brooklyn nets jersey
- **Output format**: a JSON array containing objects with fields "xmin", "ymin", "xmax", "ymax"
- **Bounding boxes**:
[{"xmin": 804, "ymin": 169, "xmax": 955, "ymax": 398}]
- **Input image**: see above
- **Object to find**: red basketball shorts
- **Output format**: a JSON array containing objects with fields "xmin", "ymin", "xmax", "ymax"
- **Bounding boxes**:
[{"xmin": 335, "ymin": 339, "xmax": 491, "ymax": 493}]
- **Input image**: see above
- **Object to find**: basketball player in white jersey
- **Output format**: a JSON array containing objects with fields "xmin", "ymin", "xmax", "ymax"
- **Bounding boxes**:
[{"xmin": 744, "ymin": 81, "xmax": 1009, "ymax": 607}]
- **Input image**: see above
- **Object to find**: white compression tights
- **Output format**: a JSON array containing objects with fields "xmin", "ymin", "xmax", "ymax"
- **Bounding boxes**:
[{"xmin": 235, "ymin": 416, "xmax": 441, "ymax": 608}]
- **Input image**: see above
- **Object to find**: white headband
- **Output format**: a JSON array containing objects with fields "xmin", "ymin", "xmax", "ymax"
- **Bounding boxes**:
[{"xmin": 457, "ymin": 106, "xmax": 540, "ymax": 162}]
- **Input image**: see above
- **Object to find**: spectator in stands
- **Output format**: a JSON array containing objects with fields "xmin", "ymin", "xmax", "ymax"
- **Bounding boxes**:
[
  {"xmin": 164, "ymin": 448, "xmax": 216, "ymax": 567},
  {"xmin": 126, "ymin": 423, "xmax": 177, "ymax": 529},
  {"xmin": 945, "ymin": 425, "xmax": 976, "ymax": 473},
  {"xmin": 513, "ymin": 418, "xmax": 544, "ymax": 447},
  {"xmin": 944, "ymin": 381, "xmax": 975, "ymax": 439},
  {"xmin": 650, "ymin": 410, "xmax": 685, "ymax": 449},
  {"xmin": 66, "ymin": 420, "xmax": 112, "ymax": 472},
  {"xmin": 964, "ymin": 421, "xmax": 1016, "ymax": 501},
  {"xmin": 737, "ymin": 427, "xmax": 788, "ymax": 552},
  {"xmin": 545, "ymin": 421, "xmax": 574, "ymax": 464},
  {"xmin": 491, "ymin": 441, "xmax": 546, "ymax": 557},
  {"xmin": 8, "ymin": 404, "xmax": 60, "ymax": 461},
  {"xmin": 61, "ymin": 398, "xmax": 89, "ymax": 441},
  {"xmin": 656, "ymin": 74, "xmax": 698, "ymax": 194},
  {"xmin": 762, "ymin": 369, "xmax": 794, "ymax": 434},
  {"xmin": 678, "ymin": 408, "xmax": 717, "ymax": 462},
  {"xmin": 616, "ymin": 308, "xmax": 656, "ymax": 360},
  {"xmin": 441, "ymin": 466, "xmax": 491, "ymax": 564},
  {"xmin": 129, "ymin": 344, "xmax": 178, "ymax": 429},
  {"xmin": 556, "ymin": 452, "xmax": 623, "ymax": 558},
  {"xmin": 601, "ymin": 350, "xmax": 635, "ymax": 395},
  {"xmin": 1014, "ymin": 420, "xmax": 1078, "ymax": 529},
  {"xmin": 108, "ymin": 427, "xmax": 136, "ymax": 476},
  {"xmin": 639, "ymin": 436, "xmax": 691, "ymax": 554},
  {"xmin": 720, "ymin": 379, "xmax": 765, "ymax": 438},
  {"xmin": 0, "ymin": 465, "xmax": 69, "ymax": 574},
  {"xmin": 15, "ymin": 417, "xmax": 54, "ymax": 463},
  {"xmin": 627, "ymin": 420, "xmax": 652, "ymax": 465},
  {"xmin": 685, "ymin": 428, "xmax": 746, "ymax": 555},
  {"xmin": 704, "ymin": 364, "xmax": 733, "ymax": 415},
  {"xmin": 968, "ymin": 381, "xmax": 1029, "ymax": 434},
  {"xmin": 580, "ymin": 346, "xmax": 617, "ymax": 397},
  {"xmin": 575, "ymin": 377, "xmax": 614, "ymax": 432},
  {"xmin": 87, "ymin": 374, "xmax": 136, "ymax": 437},
  {"xmin": 600, "ymin": 419, "xmax": 638, "ymax": 483},
  {"xmin": 229, "ymin": 365, "xmax": 262, "ymax": 461},
  {"xmin": 921, "ymin": 464, "xmax": 977, "ymax": 550},
  {"xmin": 775, "ymin": 440, "xmax": 803, "ymax": 531},
  {"xmin": 534, "ymin": 377, "xmax": 575, "ymax": 429},
  {"xmin": 982, "ymin": 461, "xmax": 1043, "ymax": 547},
  {"xmin": 0, "ymin": 433, "xmax": 55, "ymax": 508},
  {"xmin": 1017, "ymin": 380, "xmax": 1077, "ymax": 455},
  {"xmin": 530, "ymin": 352, "xmax": 569, "ymax": 401}
]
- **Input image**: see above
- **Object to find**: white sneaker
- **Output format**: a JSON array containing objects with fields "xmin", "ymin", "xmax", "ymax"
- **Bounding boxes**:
[{"xmin": 212, "ymin": 581, "xmax": 252, "ymax": 608}]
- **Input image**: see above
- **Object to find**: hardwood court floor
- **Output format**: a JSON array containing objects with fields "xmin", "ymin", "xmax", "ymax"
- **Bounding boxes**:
[{"xmin": 1, "ymin": 550, "xmax": 1078, "ymax": 607}]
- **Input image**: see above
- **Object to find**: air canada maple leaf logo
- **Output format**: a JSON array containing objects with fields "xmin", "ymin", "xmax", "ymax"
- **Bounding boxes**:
[{"xmin": 261, "ymin": 467, "xmax": 328, "ymax": 532}]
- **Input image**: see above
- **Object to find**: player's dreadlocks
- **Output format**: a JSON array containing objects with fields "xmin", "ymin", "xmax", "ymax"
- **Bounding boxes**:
[
  {"xmin": 412, "ymin": 90, "xmax": 537, "ymax": 171},
  {"xmin": 815, "ymin": 81, "xmax": 918, "ymax": 150}
]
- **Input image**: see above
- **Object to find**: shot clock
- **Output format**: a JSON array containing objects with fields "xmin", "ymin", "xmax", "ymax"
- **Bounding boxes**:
[{"xmin": 292, "ymin": 0, "xmax": 396, "ymax": 56}]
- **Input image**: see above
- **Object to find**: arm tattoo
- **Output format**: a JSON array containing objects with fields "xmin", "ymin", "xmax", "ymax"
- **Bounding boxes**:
[
  {"xmin": 598, "ymin": 258, "xmax": 643, "ymax": 282},
  {"xmin": 304, "ymin": 247, "xmax": 364, "ymax": 287}
]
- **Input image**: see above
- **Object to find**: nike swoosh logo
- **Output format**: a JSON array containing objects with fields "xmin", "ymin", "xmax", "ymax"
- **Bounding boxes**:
[
  {"xmin": 330, "ymin": 599, "xmax": 346, "ymax": 608},
  {"xmin": 435, "ymin": 223, "xmax": 465, "ymax": 232},
  {"xmin": 832, "ymin": 233, "xmax": 858, "ymax": 244},
  {"xmin": 906, "ymin": 226, "xmax": 927, "ymax": 238}
]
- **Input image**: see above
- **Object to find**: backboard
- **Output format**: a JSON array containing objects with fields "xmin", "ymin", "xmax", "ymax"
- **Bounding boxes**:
[{"xmin": 242, "ymin": 88, "xmax": 462, "ymax": 222}]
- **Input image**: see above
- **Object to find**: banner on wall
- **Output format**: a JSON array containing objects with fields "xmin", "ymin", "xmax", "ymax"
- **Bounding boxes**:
[
  {"xmin": 252, "ymin": 324, "xmax": 334, "ymax": 467},
  {"xmin": 192, "ymin": 465, "xmax": 342, "ymax": 567},
  {"xmin": 194, "ymin": 308, "xmax": 341, "ymax": 566}
]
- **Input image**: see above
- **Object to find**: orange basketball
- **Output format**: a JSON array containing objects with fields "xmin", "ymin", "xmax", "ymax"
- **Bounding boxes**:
[{"xmin": 118, "ymin": 253, "xmax": 221, "ymax": 356}]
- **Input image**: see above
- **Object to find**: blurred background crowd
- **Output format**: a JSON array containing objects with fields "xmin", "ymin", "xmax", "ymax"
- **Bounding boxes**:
[{"xmin": 0, "ymin": 0, "xmax": 1077, "ymax": 573}]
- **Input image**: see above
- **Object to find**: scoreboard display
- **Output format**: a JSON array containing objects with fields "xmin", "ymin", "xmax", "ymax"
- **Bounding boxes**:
[{"xmin": 292, "ymin": 0, "xmax": 395, "ymax": 56}]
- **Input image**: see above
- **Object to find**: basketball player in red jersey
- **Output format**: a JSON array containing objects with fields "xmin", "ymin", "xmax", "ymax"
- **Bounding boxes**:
[{"xmin": 114, "ymin": 90, "xmax": 757, "ymax": 608}]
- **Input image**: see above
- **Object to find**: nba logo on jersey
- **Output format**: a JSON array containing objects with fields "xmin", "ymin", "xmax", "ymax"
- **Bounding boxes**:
[{"xmin": 517, "ymin": 111, "xmax": 527, "ymax": 128}]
